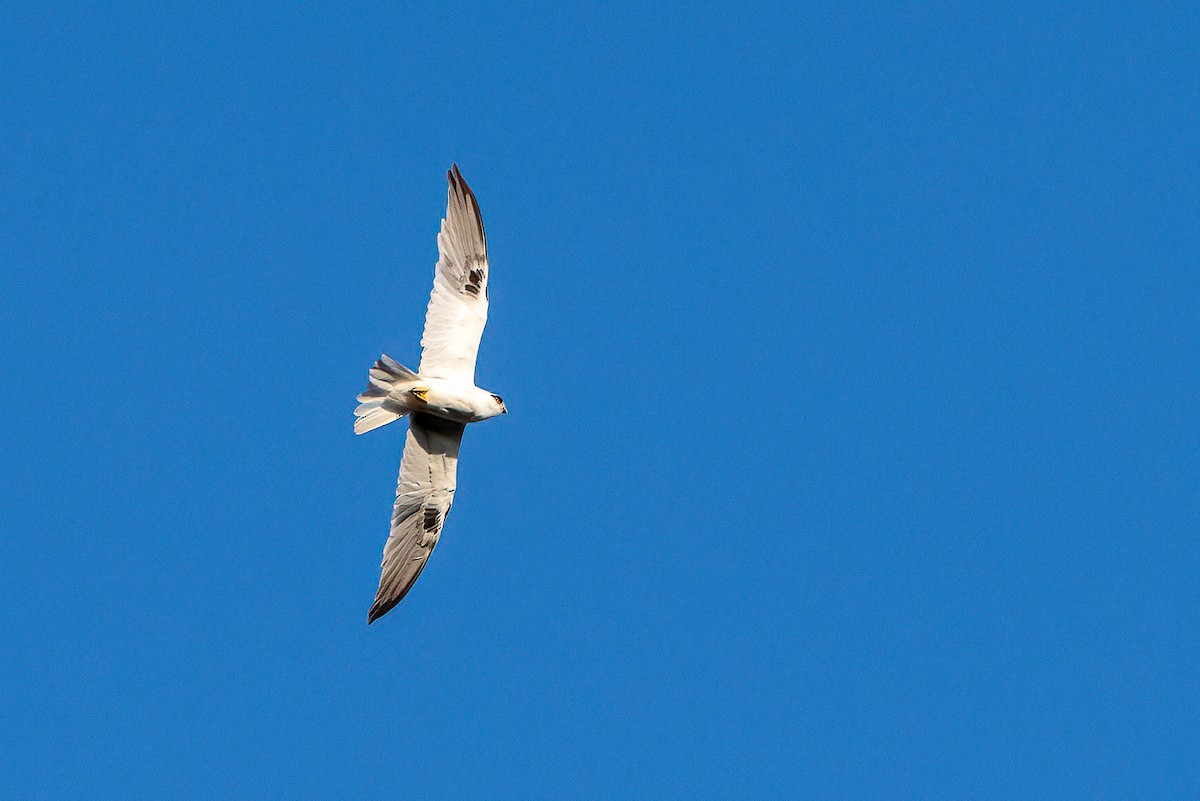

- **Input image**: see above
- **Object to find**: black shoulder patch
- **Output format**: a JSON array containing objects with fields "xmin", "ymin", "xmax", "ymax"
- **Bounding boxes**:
[{"xmin": 411, "ymin": 412, "xmax": 466, "ymax": 436}]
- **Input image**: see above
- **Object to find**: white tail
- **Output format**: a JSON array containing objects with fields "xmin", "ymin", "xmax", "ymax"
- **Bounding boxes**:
[{"xmin": 354, "ymin": 354, "xmax": 419, "ymax": 434}]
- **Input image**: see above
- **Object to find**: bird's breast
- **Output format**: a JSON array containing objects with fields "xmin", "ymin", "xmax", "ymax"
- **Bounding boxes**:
[{"xmin": 412, "ymin": 379, "xmax": 485, "ymax": 423}]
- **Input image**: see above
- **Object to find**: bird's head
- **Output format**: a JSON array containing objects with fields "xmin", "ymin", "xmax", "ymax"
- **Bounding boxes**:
[{"xmin": 490, "ymin": 393, "xmax": 508, "ymax": 415}]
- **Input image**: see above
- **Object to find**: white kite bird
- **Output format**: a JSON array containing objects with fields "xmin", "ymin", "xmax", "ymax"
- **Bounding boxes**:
[{"xmin": 354, "ymin": 165, "xmax": 506, "ymax": 623}]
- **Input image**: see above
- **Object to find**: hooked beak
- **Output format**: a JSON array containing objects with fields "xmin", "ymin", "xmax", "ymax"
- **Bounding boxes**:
[{"xmin": 501, "ymin": 404, "xmax": 508, "ymax": 414}]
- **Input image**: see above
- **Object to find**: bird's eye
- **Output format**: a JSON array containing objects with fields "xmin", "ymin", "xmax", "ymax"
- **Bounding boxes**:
[{"xmin": 491, "ymin": 394, "xmax": 504, "ymax": 405}]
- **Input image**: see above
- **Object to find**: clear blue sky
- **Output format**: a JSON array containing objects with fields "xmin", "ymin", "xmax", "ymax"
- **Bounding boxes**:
[{"xmin": 2, "ymin": 2, "xmax": 1197, "ymax": 798}]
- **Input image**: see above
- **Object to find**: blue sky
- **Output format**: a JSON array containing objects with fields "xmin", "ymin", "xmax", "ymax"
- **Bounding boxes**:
[{"xmin": 2, "ymin": 2, "xmax": 1197, "ymax": 798}]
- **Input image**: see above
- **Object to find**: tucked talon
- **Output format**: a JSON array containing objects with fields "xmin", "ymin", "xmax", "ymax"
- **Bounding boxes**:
[{"xmin": 410, "ymin": 386, "xmax": 430, "ymax": 402}]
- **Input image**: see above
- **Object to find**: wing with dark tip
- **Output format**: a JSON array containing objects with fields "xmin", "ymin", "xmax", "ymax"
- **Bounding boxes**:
[
  {"xmin": 418, "ymin": 165, "xmax": 489, "ymax": 382},
  {"xmin": 368, "ymin": 412, "xmax": 465, "ymax": 623}
]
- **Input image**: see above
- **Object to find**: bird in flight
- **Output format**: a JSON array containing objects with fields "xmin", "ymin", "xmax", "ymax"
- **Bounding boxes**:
[{"xmin": 354, "ymin": 165, "xmax": 506, "ymax": 623}]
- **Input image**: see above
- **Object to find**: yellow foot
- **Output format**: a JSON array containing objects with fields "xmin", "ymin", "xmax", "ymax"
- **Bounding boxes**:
[{"xmin": 409, "ymin": 386, "xmax": 430, "ymax": 402}]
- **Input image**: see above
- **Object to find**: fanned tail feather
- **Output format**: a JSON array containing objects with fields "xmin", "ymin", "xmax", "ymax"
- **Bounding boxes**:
[{"xmin": 354, "ymin": 354, "xmax": 418, "ymax": 434}]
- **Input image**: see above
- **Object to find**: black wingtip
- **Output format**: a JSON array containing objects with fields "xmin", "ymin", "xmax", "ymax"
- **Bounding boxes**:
[
  {"xmin": 367, "ymin": 599, "xmax": 397, "ymax": 625},
  {"xmin": 445, "ymin": 164, "xmax": 484, "ymax": 240}
]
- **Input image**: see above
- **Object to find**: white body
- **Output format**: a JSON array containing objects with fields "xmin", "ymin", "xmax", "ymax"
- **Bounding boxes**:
[
  {"xmin": 399, "ymin": 374, "xmax": 505, "ymax": 424},
  {"xmin": 413, "ymin": 377, "xmax": 504, "ymax": 423}
]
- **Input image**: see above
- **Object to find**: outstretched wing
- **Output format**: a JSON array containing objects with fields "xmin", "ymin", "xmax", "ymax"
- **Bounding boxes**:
[
  {"xmin": 418, "ymin": 165, "xmax": 489, "ymax": 382},
  {"xmin": 368, "ymin": 412, "xmax": 465, "ymax": 623}
]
